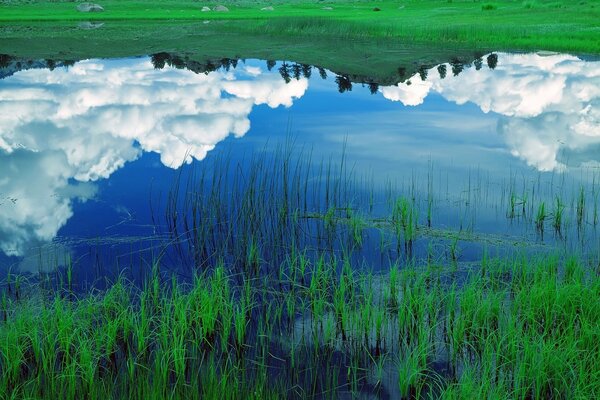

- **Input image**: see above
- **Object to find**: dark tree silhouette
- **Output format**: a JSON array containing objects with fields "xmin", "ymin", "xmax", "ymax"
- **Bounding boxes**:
[
  {"xmin": 202, "ymin": 60, "xmax": 217, "ymax": 74},
  {"xmin": 46, "ymin": 59, "xmax": 56, "ymax": 71},
  {"xmin": 335, "ymin": 75, "xmax": 352, "ymax": 93},
  {"xmin": 151, "ymin": 53, "xmax": 170, "ymax": 69},
  {"xmin": 368, "ymin": 82, "xmax": 379, "ymax": 94},
  {"xmin": 266, "ymin": 60, "xmax": 276, "ymax": 71},
  {"xmin": 317, "ymin": 67, "xmax": 327, "ymax": 80},
  {"xmin": 301, "ymin": 64, "xmax": 312, "ymax": 79},
  {"xmin": 0, "ymin": 54, "xmax": 12, "ymax": 68},
  {"xmin": 397, "ymin": 66, "xmax": 407, "ymax": 80},
  {"xmin": 474, "ymin": 57, "xmax": 483, "ymax": 70},
  {"xmin": 278, "ymin": 62, "xmax": 291, "ymax": 83},
  {"xmin": 292, "ymin": 63, "xmax": 302, "ymax": 80},
  {"xmin": 220, "ymin": 58, "xmax": 231, "ymax": 71},
  {"xmin": 418, "ymin": 66, "xmax": 428, "ymax": 81},
  {"xmin": 168, "ymin": 55, "xmax": 187, "ymax": 70},
  {"xmin": 487, "ymin": 53, "xmax": 498, "ymax": 70},
  {"xmin": 450, "ymin": 59, "xmax": 464, "ymax": 76},
  {"xmin": 437, "ymin": 64, "xmax": 447, "ymax": 79}
]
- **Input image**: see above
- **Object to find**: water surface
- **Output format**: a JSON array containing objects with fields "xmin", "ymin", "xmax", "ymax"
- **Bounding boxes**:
[{"xmin": 0, "ymin": 52, "xmax": 599, "ymax": 279}]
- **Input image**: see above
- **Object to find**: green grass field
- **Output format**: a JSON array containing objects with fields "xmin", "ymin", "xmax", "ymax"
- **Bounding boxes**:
[{"xmin": 2, "ymin": 0, "xmax": 600, "ymax": 53}]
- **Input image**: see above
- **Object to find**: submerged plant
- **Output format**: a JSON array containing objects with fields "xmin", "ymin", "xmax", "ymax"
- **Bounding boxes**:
[
  {"xmin": 392, "ymin": 197, "xmax": 417, "ymax": 257},
  {"xmin": 553, "ymin": 196, "xmax": 565, "ymax": 234},
  {"xmin": 576, "ymin": 185, "xmax": 585, "ymax": 229},
  {"xmin": 535, "ymin": 201, "xmax": 546, "ymax": 234}
]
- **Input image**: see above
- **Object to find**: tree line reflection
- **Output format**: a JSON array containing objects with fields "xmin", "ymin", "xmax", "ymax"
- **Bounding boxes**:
[
  {"xmin": 1, "ymin": 52, "xmax": 499, "ymax": 95},
  {"xmin": 148, "ymin": 52, "xmax": 499, "ymax": 94}
]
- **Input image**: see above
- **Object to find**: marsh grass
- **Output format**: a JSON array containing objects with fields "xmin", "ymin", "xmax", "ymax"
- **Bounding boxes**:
[
  {"xmin": 2, "ymin": 252, "xmax": 598, "ymax": 399},
  {"xmin": 1, "ymin": 146, "xmax": 599, "ymax": 398},
  {"xmin": 553, "ymin": 195, "xmax": 565, "ymax": 235},
  {"xmin": 535, "ymin": 201, "xmax": 546, "ymax": 236}
]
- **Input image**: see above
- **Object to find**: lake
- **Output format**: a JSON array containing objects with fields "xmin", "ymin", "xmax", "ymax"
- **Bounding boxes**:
[
  {"xmin": 1, "ymin": 51, "xmax": 598, "ymax": 280},
  {"xmin": 1, "ymin": 50, "xmax": 599, "ymax": 399}
]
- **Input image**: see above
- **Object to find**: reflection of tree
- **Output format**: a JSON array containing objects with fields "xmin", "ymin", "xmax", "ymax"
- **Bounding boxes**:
[
  {"xmin": 317, "ymin": 67, "xmax": 327, "ymax": 80},
  {"xmin": 368, "ymin": 82, "xmax": 379, "ymax": 94},
  {"xmin": 474, "ymin": 57, "xmax": 483, "ymax": 70},
  {"xmin": 151, "ymin": 53, "xmax": 170, "ymax": 69},
  {"xmin": 437, "ymin": 64, "xmax": 447, "ymax": 79},
  {"xmin": 200, "ymin": 60, "xmax": 216, "ymax": 73},
  {"xmin": 266, "ymin": 60, "xmax": 276, "ymax": 71},
  {"xmin": 450, "ymin": 58, "xmax": 464, "ymax": 76},
  {"xmin": 292, "ymin": 63, "xmax": 302, "ymax": 80},
  {"xmin": 169, "ymin": 55, "xmax": 186, "ymax": 70},
  {"xmin": 0, "ymin": 54, "xmax": 11, "ymax": 68},
  {"xmin": 150, "ymin": 53, "xmax": 244, "ymax": 75},
  {"xmin": 397, "ymin": 67, "xmax": 407, "ymax": 80},
  {"xmin": 335, "ymin": 75, "xmax": 352, "ymax": 93},
  {"xmin": 278, "ymin": 62, "xmax": 291, "ymax": 83},
  {"xmin": 487, "ymin": 53, "xmax": 498, "ymax": 70},
  {"xmin": 418, "ymin": 66, "xmax": 428, "ymax": 81},
  {"xmin": 220, "ymin": 58, "xmax": 238, "ymax": 71},
  {"xmin": 221, "ymin": 59, "xmax": 231, "ymax": 71},
  {"xmin": 277, "ymin": 62, "xmax": 313, "ymax": 80},
  {"xmin": 301, "ymin": 64, "xmax": 312, "ymax": 79},
  {"xmin": 46, "ymin": 59, "xmax": 56, "ymax": 71}
]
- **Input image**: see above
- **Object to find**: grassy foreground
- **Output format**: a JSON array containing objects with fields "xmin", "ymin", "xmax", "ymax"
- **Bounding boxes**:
[{"xmin": 1, "ymin": 255, "xmax": 599, "ymax": 399}]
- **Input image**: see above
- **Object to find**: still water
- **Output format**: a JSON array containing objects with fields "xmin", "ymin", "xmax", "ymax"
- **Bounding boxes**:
[{"xmin": 0, "ymin": 52, "xmax": 599, "ymax": 280}]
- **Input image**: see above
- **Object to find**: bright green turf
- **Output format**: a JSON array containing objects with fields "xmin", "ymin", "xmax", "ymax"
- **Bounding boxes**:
[{"xmin": 1, "ymin": 0, "xmax": 599, "ymax": 54}]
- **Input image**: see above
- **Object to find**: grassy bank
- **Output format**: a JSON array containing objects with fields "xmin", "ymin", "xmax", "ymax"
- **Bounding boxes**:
[
  {"xmin": 1, "ymin": 0, "xmax": 599, "ymax": 54},
  {"xmin": 0, "ymin": 21, "xmax": 486, "ymax": 85},
  {"xmin": 0, "ymin": 0, "xmax": 599, "ymax": 82}
]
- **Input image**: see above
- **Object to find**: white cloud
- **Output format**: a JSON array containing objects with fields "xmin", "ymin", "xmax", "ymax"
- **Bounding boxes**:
[
  {"xmin": 0, "ymin": 58, "xmax": 308, "ymax": 257},
  {"xmin": 380, "ymin": 78, "xmax": 432, "ymax": 106},
  {"xmin": 380, "ymin": 53, "xmax": 600, "ymax": 171}
]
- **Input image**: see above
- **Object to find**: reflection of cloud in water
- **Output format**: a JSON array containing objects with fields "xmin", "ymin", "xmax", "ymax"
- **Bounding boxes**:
[
  {"xmin": 0, "ymin": 59, "xmax": 307, "ymax": 256},
  {"xmin": 17, "ymin": 242, "xmax": 73, "ymax": 274},
  {"xmin": 380, "ymin": 53, "xmax": 600, "ymax": 171}
]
